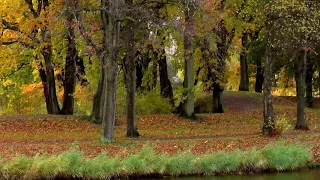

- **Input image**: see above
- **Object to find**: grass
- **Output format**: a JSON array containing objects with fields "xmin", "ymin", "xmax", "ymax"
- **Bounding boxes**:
[
  {"xmin": 1, "ymin": 91, "xmax": 320, "ymax": 178},
  {"xmin": 0, "ymin": 143, "xmax": 314, "ymax": 179}
]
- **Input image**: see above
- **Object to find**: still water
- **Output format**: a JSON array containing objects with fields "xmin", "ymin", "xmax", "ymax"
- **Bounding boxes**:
[{"xmin": 149, "ymin": 169, "xmax": 320, "ymax": 180}]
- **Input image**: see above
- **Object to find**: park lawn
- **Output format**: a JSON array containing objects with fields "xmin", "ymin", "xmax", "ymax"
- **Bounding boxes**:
[{"xmin": 0, "ymin": 91, "xmax": 320, "ymax": 165}]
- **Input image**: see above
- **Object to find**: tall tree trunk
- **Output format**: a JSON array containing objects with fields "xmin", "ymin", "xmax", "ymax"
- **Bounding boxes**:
[
  {"xmin": 262, "ymin": 45, "xmax": 274, "ymax": 135},
  {"xmin": 91, "ymin": 63, "xmax": 106, "ymax": 124},
  {"xmin": 255, "ymin": 57, "xmax": 264, "ymax": 93},
  {"xmin": 101, "ymin": 0, "xmax": 120, "ymax": 142},
  {"xmin": 305, "ymin": 52, "xmax": 313, "ymax": 108},
  {"xmin": 41, "ymin": 45, "xmax": 60, "ymax": 114},
  {"xmin": 159, "ymin": 48, "xmax": 174, "ymax": 105},
  {"xmin": 124, "ymin": 0, "xmax": 139, "ymax": 138},
  {"xmin": 211, "ymin": 0, "xmax": 234, "ymax": 113},
  {"xmin": 151, "ymin": 59, "xmax": 158, "ymax": 90},
  {"xmin": 212, "ymin": 83, "xmax": 224, "ymax": 113},
  {"xmin": 295, "ymin": 50, "xmax": 308, "ymax": 130},
  {"xmin": 136, "ymin": 52, "xmax": 144, "ymax": 91},
  {"xmin": 38, "ymin": 61, "xmax": 51, "ymax": 113},
  {"xmin": 239, "ymin": 32, "xmax": 249, "ymax": 91},
  {"xmin": 212, "ymin": 30, "xmax": 229, "ymax": 113},
  {"xmin": 180, "ymin": 2, "xmax": 195, "ymax": 118},
  {"xmin": 62, "ymin": 15, "xmax": 77, "ymax": 115},
  {"xmin": 76, "ymin": 56, "xmax": 89, "ymax": 86}
]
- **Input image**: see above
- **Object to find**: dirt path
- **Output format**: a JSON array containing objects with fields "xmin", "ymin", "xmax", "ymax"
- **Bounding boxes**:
[
  {"xmin": 0, "ymin": 114, "xmax": 86, "ymax": 121},
  {"xmin": 222, "ymin": 94, "xmax": 262, "ymax": 112}
]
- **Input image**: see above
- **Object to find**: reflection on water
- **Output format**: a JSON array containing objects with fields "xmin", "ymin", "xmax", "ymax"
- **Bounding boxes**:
[{"xmin": 145, "ymin": 169, "xmax": 320, "ymax": 180}]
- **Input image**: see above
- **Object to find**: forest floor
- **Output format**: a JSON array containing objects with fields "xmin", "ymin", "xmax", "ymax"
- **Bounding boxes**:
[{"xmin": 0, "ymin": 91, "xmax": 319, "ymax": 165}]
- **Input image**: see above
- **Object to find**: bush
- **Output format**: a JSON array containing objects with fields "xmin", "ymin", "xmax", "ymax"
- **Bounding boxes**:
[
  {"xmin": 275, "ymin": 114, "xmax": 292, "ymax": 134},
  {"xmin": 117, "ymin": 86, "xmax": 174, "ymax": 116},
  {"xmin": 194, "ymin": 91, "xmax": 213, "ymax": 113},
  {"xmin": 135, "ymin": 91, "xmax": 174, "ymax": 115}
]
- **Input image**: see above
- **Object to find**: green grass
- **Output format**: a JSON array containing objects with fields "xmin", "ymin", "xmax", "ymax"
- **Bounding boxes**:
[{"xmin": 0, "ymin": 142, "xmax": 314, "ymax": 179}]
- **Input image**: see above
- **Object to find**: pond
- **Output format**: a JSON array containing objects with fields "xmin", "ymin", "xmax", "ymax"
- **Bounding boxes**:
[{"xmin": 145, "ymin": 168, "xmax": 320, "ymax": 180}]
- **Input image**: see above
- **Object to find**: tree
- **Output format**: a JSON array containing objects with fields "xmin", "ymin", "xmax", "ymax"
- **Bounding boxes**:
[
  {"xmin": 62, "ymin": 0, "xmax": 80, "ymax": 115},
  {"xmin": 180, "ymin": 0, "xmax": 196, "ymax": 118},
  {"xmin": 262, "ymin": 1, "xmax": 274, "ymax": 135},
  {"xmin": 123, "ymin": 0, "xmax": 139, "ymax": 138},
  {"xmin": 100, "ymin": 0, "xmax": 121, "ymax": 142}
]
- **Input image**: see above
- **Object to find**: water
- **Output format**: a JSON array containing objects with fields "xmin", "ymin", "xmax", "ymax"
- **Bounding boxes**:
[{"xmin": 147, "ymin": 169, "xmax": 320, "ymax": 180}]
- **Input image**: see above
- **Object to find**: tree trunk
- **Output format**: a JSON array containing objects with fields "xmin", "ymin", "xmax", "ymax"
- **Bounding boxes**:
[
  {"xmin": 62, "ymin": 15, "xmax": 77, "ymax": 115},
  {"xmin": 180, "ymin": 3, "xmax": 195, "ymax": 119},
  {"xmin": 255, "ymin": 57, "xmax": 264, "ymax": 93},
  {"xmin": 101, "ymin": 0, "xmax": 120, "ymax": 142},
  {"xmin": 38, "ymin": 61, "xmax": 51, "ymax": 113},
  {"xmin": 103, "ymin": 60, "xmax": 118, "ymax": 142},
  {"xmin": 41, "ymin": 45, "xmax": 60, "ymax": 114},
  {"xmin": 151, "ymin": 59, "xmax": 158, "ymax": 90},
  {"xmin": 136, "ymin": 47, "xmax": 153, "ymax": 91},
  {"xmin": 305, "ymin": 52, "xmax": 313, "ymax": 108},
  {"xmin": 295, "ymin": 50, "xmax": 308, "ymax": 130},
  {"xmin": 91, "ymin": 62, "xmax": 106, "ymax": 124},
  {"xmin": 76, "ymin": 56, "xmax": 88, "ymax": 86},
  {"xmin": 136, "ymin": 52, "xmax": 144, "ymax": 91},
  {"xmin": 262, "ymin": 46, "xmax": 274, "ymax": 135},
  {"xmin": 123, "ymin": 0, "xmax": 139, "ymax": 137},
  {"xmin": 239, "ymin": 32, "xmax": 249, "ymax": 91},
  {"xmin": 159, "ymin": 48, "xmax": 174, "ymax": 105},
  {"xmin": 212, "ymin": 32, "xmax": 228, "ymax": 113},
  {"xmin": 212, "ymin": 83, "xmax": 224, "ymax": 113}
]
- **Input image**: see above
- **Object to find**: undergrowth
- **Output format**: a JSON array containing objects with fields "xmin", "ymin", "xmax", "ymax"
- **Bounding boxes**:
[{"xmin": 0, "ymin": 142, "xmax": 314, "ymax": 179}]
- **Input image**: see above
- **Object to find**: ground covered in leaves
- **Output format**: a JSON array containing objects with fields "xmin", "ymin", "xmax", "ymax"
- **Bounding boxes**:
[{"xmin": 0, "ymin": 91, "xmax": 319, "ymax": 165}]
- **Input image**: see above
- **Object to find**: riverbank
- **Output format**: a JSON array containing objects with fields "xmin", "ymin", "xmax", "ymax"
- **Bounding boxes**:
[{"xmin": 0, "ymin": 142, "xmax": 317, "ymax": 179}]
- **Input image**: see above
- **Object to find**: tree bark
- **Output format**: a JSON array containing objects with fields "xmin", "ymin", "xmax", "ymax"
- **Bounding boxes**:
[
  {"xmin": 101, "ymin": 0, "xmax": 120, "ymax": 142},
  {"xmin": 41, "ymin": 45, "xmax": 60, "ymax": 114},
  {"xmin": 76, "ymin": 56, "xmax": 89, "ymax": 86},
  {"xmin": 135, "ymin": 47, "xmax": 153, "ymax": 91},
  {"xmin": 136, "ymin": 51, "xmax": 144, "ymax": 91},
  {"xmin": 210, "ymin": 0, "xmax": 234, "ymax": 113},
  {"xmin": 212, "ymin": 28, "xmax": 229, "ymax": 113},
  {"xmin": 212, "ymin": 83, "xmax": 224, "ymax": 113},
  {"xmin": 255, "ymin": 57, "xmax": 264, "ymax": 93},
  {"xmin": 38, "ymin": 61, "xmax": 51, "ymax": 113},
  {"xmin": 62, "ymin": 15, "xmax": 77, "ymax": 115},
  {"xmin": 305, "ymin": 51, "xmax": 313, "ymax": 108},
  {"xmin": 239, "ymin": 32, "xmax": 249, "ymax": 91},
  {"xmin": 262, "ymin": 45, "xmax": 274, "ymax": 135},
  {"xmin": 180, "ymin": 2, "xmax": 195, "ymax": 119},
  {"xmin": 295, "ymin": 50, "xmax": 308, "ymax": 130},
  {"xmin": 124, "ymin": 0, "xmax": 139, "ymax": 138},
  {"xmin": 91, "ymin": 63, "xmax": 106, "ymax": 124},
  {"xmin": 159, "ymin": 48, "xmax": 174, "ymax": 105}
]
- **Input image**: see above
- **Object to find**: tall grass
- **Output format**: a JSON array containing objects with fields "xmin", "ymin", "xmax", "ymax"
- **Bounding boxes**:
[{"xmin": 0, "ymin": 142, "xmax": 314, "ymax": 179}]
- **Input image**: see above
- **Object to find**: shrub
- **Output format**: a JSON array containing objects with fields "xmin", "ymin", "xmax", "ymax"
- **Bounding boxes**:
[
  {"xmin": 194, "ymin": 91, "xmax": 212, "ymax": 113},
  {"xmin": 275, "ymin": 114, "xmax": 292, "ymax": 134},
  {"xmin": 135, "ymin": 91, "xmax": 174, "ymax": 115},
  {"xmin": 117, "ymin": 88, "xmax": 174, "ymax": 116}
]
